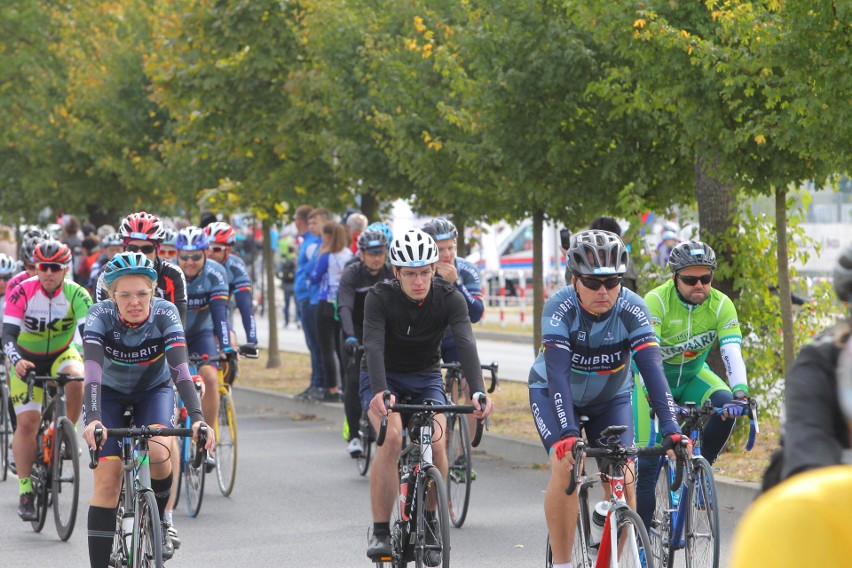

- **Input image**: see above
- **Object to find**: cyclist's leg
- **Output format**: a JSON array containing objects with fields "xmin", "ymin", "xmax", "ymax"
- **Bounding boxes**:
[
  {"xmin": 343, "ymin": 347, "xmax": 363, "ymax": 442},
  {"xmin": 87, "ymin": 387, "xmax": 127, "ymax": 567},
  {"xmin": 52, "ymin": 347, "xmax": 84, "ymax": 424},
  {"xmin": 9, "ymin": 364, "xmax": 44, "ymax": 488},
  {"xmin": 189, "ymin": 330, "xmax": 220, "ymax": 426},
  {"xmin": 530, "ymin": 386, "xmax": 580, "ymax": 565},
  {"xmin": 582, "ymin": 393, "xmax": 637, "ymax": 507},
  {"xmin": 685, "ymin": 366, "xmax": 735, "ymax": 464},
  {"xmin": 132, "ymin": 384, "xmax": 178, "ymax": 518}
]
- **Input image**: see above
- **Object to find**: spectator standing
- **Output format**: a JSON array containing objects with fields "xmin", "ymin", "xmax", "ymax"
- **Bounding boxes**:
[
  {"xmin": 293, "ymin": 205, "xmax": 323, "ymax": 399},
  {"xmin": 302, "ymin": 208, "xmax": 330, "ymax": 397},
  {"xmin": 278, "ymin": 232, "xmax": 298, "ymax": 328}
]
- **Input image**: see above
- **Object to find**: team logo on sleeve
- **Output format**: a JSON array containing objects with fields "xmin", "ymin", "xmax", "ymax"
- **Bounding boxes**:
[{"xmin": 723, "ymin": 318, "xmax": 739, "ymax": 330}]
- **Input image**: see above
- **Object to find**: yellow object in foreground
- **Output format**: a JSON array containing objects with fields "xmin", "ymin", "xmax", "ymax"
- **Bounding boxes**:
[{"xmin": 730, "ymin": 465, "xmax": 852, "ymax": 568}]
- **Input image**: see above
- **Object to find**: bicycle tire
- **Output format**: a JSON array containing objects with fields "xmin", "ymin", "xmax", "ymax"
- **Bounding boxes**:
[
  {"xmin": 134, "ymin": 489, "xmax": 163, "ymax": 568},
  {"xmin": 445, "ymin": 412, "xmax": 472, "ymax": 528},
  {"xmin": 30, "ymin": 410, "xmax": 53, "ymax": 533},
  {"xmin": 215, "ymin": 389, "xmax": 238, "ymax": 496},
  {"xmin": 173, "ymin": 436, "xmax": 183, "ymax": 504},
  {"xmin": 613, "ymin": 507, "xmax": 655, "ymax": 568},
  {"xmin": 52, "ymin": 416, "xmax": 80, "ymax": 541},
  {"xmin": 112, "ymin": 483, "xmax": 130, "ymax": 567},
  {"xmin": 183, "ymin": 418, "xmax": 205, "ymax": 517},
  {"xmin": 415, "ymin": 466, "xmax": 450, "ymax": 568},
  {"xmin": 357, "ymin": 413, "xmax": 372, "ymax": 477},
  {"xmin": 685, "ymin": 457, "xmax": 719, "ymax": 568},
  {"xmin": 649, "ymin": 457, "xmax": 674, "ymax": 568},
  {"xmin": 388, "ymin": 472, "xmax": 409, "ymax": 567},
  {"xmin": 0, "ymin": 381, "xmax": 9, "ymax": 481}
]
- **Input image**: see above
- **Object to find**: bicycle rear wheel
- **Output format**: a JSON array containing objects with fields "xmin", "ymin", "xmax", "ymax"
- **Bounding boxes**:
[
  {"xmin": 52, "ymin": 416, "xmax": 80, "ymax": 541},
  {"xmin": 685, "ymin": 457, "xmax": 719, "ymax": 568},
  {"xmin": 0, "ymin": 381, "xmax": 9, "ymax": 481},
  {"xmin": 134, "ymin": 490, "xmax": 163, "ymax": 568},
  {"xmin": 215, "ymin": 389, "xmax": 238, "ymax": 496},
  {"xmin": 445, "ymin": 412, "xmax": 472, "ymax": 528},
  {"xmin": 183, "ymin": 427, "xmax": 205, "ymax": 517},
  {"xmin": 415, "ymin": 466, "xmax": 450, "ymax": 568},
  {"xmin": 614, "ymin": 507, "xmax": 655, "ymax": 568},
  {"xmin": 112, "ymin": 483, "xmax": 130, "ymax": 567},
  {"xmin": 356, "ymin": 413, "xmax": 372, "ymax": 476},
  {"xmin": 649, "ymin": 457, "xmax": 674, "ymax": 568},
  {"xmin": 30, "ymin": 411, "xmax": 52, "ymax": 533}
]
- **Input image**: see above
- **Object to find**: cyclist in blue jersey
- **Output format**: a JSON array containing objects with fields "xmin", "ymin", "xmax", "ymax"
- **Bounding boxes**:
[
  {"xmin": 81, "ymin": 253, "xmax": 213, "ymax": 567},
  {"xmin": 203, "ymin": 221, "xmax": 258, "ymax": 354},
  {"xmin": 174, "ymin": 227, "xmax": 234, "ymax": 432},
  {"xmin": 528, "ymin": 230, "xmax": 687, "ymax": 568}
]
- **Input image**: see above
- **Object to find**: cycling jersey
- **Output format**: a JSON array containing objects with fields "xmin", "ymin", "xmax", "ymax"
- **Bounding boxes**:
[
  {"xmin": 221, "ymin": 254, "xmax": 257, "ymax": 345},
  {"xmin": 6, "ymin": 270, "xmax": 31, "ymax": 294},
  {"xmin": 184, "ymin": 258, "xmax": 231, "ymax": 350},
  {"xmin": 528, "ymin": 286, "xmax": 679, "ymax": 440},
  {"xmin": 2, "ymin": 276, "xmax": 92, "ymax": 365},
  {"xmin": 337, "ymin": 261, "xmax": 394, "ymax": 340},
  {"xmin": 437, "ymin": 257, "xmax": 484, "ymax": 362},
  {"xmin": 644, "ymin": 279, "xmax": 747, "ymax": 392},
  {"xmin": 362, "ymin": 278, "xmax": 485, "ymax": 396},
  {"xmin": 95, "ymin": 257, "xmax": 188, "ymax": 327}
]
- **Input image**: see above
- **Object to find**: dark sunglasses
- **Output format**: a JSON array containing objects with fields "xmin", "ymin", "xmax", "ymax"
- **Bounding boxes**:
[
  {"xmin": 126, "ymin": 244, "xmax": 157, "ymax": 254},
  {"xmin": 179, "ymin": 253, "xmax": 205, "ymax": 262},
  {"xmin": 209, "ymin": 245, "xmax": 228, "ymax": 253},
  {"xmin": 677, "ymin": 273, "xmax": 713, "ymax": 286},
  {"xmin": 37, "ymin": 262, "xmax": 65, "ymax": 273},
  {"xmin": 0, "ymin": 274, "xmax": 12, "ymax": 282},
  {"xmin": 578, "ymin": 276, "xmax": 622, "ymax": 291}
]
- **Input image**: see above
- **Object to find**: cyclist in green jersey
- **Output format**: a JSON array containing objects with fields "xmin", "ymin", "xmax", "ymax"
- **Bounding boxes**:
[{"xmin": 635, "ymin": 240, "xmax": 750, "ymax": 530}]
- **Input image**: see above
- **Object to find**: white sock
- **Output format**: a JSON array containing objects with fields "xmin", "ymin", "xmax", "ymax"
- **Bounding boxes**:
[
  {"xmin": 163, "ymin": 510, "xmax": 173, "ymax": 524},
  {"xmin": 553, "ymin": 563, "xmax": 572, "ymax": 568}
]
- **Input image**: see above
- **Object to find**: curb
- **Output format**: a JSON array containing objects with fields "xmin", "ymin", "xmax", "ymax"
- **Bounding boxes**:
[{"xmin": 233, "ymin": 385, "xmax": 760, "ymax": 511}]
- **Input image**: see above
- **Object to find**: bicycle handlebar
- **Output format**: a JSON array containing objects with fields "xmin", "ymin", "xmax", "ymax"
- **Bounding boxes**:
[
  {"xmin": 674, "ymin": 397, "xmax": 760, "ymax": 451},
  {"xmin": 375, "ymin": 390, "xmax": 488, "ymax": 448},
  {"xmin": 23, "ymin": 371, "xmax": 84, "ymax": 405},
  {"xmin": 89, "ymin": 424, "xmax": 208, "ymax": 470},
  {"xmin": 440, "ymin": 361, "xmax": 500, "ymax": 394}
]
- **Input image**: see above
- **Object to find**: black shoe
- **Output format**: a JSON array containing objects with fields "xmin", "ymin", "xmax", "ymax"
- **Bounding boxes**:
[
  {"xmin": 367, "ymin": 532, "xmax": 392, "ymax": 560},
  {"xmin": 424, "ymin": 518, "xmax": 442, "ymax": 567},
  {"xmin": 322, "ymin": 391, "xmax": 343, "ymax": 403},
  {"xmin": 308, "ymin": 388, "xmax": 327, "ymax": 401},
  {"xmin": 294, "ymin": 387, "xmax": 313, "ymax": 400},
  {"xmin": 18, "ymin": 492, "xmax": 37, "ymax": 521}
]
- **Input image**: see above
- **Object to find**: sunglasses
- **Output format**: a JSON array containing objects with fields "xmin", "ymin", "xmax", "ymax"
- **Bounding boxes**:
[
  {"xmin": 159, "ymin": 249, "xmax": 177, "ymax": 258},
  {"xmin": 25, "ymin": 263, "xmax": 37, "ymax": 272},
  {"xmin": 179, "ymin": 253, "xmax": 205, "ymax": 262},
  {"xmin": 126, "ymin": 244, "xmax": 157, "ymax": 254},
  {"xmin": 578, "ymin": 276, "xmax": 622, "ymax": 291},
  {"xmin": 0, "ymin": 274, "xmax": 12, "ymax": 282},
  {"xmin": 209, "ymin": 245, "xmax": 228, "ymax": 253},
  {"xmin": 677, "ymin": 273, "xmax": 713, "ymax": 286},
  {"xmin": 37, "ymin": 263, "xmax": 65, "ymax": 273}
]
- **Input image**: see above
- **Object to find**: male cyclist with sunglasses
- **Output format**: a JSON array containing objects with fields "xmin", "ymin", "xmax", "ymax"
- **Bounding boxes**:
[
  {"xmin": 2, "ymin": 240, "xmax": 92, "ymax": 521},
  {"xmin": 634, "ymin": 240, "xmax": 749, "ymax": 531},
  {"xmin": 527, "ymin": 230, "xmax": 685, "ymax": 568}
]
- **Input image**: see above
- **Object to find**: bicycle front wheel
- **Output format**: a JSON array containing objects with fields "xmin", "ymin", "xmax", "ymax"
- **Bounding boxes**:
[
  {"xmin": 356, "ymin": 413, "xmax": 372, "ymax": 477},
  {"xmin": 134, "ymin": 490, "xmax": 163, "ymax": 568},
  {"xmin": 445, "ymin": 413, "xmax": 472, "ymax": 528},
  {"xmin": 649, "ymin": 457, "xmax": 674, "ymax": 568},
  {"xmin": 415, "ymin": 466, "xmax": 450, "ymax": 568},
  {"xmin": 0, "ymin": 382, "xmax": 9, "ymax": 481},
  {"xmin": 183, "ymin": 430, "xmax": 205, "ymax": 517},
  {"xmin": 52, "ymin": 416, "xmax": 80, "ymax": 541},
  {"xmin": 215, "ymin": 389, "xmax": 238, "ymax": 496},
  {"xmin": 685, "ymin": 457, "xmax": 719, "ymax": 568},
  {"xmin": 613, "ymin": 507, "xmax": 655, "ymax": 568}
]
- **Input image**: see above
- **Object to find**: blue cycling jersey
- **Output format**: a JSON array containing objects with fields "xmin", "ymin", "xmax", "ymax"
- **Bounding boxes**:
[
  {"xmin": 222, "ymin": 254, "xmax": 257, "ymax": 344},
  {"xmin": 185, "ymin": 258, "xmax": 231, "ymax": 349},
  {"xmin": 439, "ymin": 257, "xmax": 485, "ymax": 359}
]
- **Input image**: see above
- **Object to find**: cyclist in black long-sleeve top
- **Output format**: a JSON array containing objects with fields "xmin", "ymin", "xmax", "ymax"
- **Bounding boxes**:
[{"xmin": 361, "ymin": 228, "xmax": 494, "ymax": 562}]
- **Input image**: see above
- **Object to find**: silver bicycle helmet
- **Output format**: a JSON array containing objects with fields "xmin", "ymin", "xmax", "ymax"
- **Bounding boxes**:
[
  {"xmin": 566, "ymin": 230, "xmax": 628, "ymax": 276},
  {"xmin": 668, "ymin": 240, "xmax": 717, "ymax": 273}
]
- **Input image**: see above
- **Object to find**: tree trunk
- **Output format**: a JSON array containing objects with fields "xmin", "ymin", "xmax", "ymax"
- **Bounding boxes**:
[
  {"xmin": 775, "ymin": 188, "xmax": 795, "ymax": 376},
  {"xmin": 533, "ymin": 208, "xmax": 545, "ymax": 355},
  {"xmin": 263, "ymin": 219, "xmax": 281, "ymax": 368},
  {"xmin": 694, "ymin": 154, "xmax": 737, "ymax": 378},
  {"xmin": 360, "ymin": 192, "xmax": 378, "ymax": 224}
]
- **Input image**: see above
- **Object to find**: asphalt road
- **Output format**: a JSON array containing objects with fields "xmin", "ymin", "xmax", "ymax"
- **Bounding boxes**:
[{"xmin": 0, "ymin": 392, "xmax": 743, "ymax": 567}]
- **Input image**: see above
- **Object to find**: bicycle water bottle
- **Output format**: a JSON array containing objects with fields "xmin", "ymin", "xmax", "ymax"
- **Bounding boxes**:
[
  {"xmin": 43, "ymin": 421, "xmax": 55, "ymax": 466},
  {"xmin": 399, "ymin": 472, "xmax": 410, "ymax": 521},
  {"xmin": 121, "ymin": 512, "xmax": 134, "ymax": 552},
  {"xmin": 589, "ymin": 501, "xmax": 610, "ymax": 545}
]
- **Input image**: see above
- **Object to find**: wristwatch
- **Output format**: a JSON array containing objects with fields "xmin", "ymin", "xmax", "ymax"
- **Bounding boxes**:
[{"xmin": 733, "ymin": 389, "xmax": 747, "ymax": 399}]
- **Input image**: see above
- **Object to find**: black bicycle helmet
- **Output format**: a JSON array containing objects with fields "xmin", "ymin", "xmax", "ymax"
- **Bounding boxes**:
[
  {"xmin": 834, "ymin": 243, "xmax": 852, "ymax": 303},
  {"xmin": 566, "ymin": 230, "xmax": 628, "ymax": 276},
  {"xmin": 667, "ymin": 240, "xmax": 717, "ymax": 273},
  {"xmin": 357, "ymin": 230, "xmax": 388, "ymax": 252},
  {"xmin": 421, "ymin": 218, "xmax": 458, "ymax": 242}
]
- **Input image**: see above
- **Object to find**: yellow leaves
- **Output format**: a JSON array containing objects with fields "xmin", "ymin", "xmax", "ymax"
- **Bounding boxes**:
[
  {"xmin": 633, "ymin": 19, "xmax": 646, "ymax": 29},
  {"xmin": 407, "ymin": 38, "xmax": 419, "ymax": 51},
  {"xmin": 421, "ymin": 131, "xmax": 442, "ymax": 151},
  {"xmin": 414, "ymin": 16, "xmax": 426, "ymax": 35},
  {"xmin": 679, "ymin": 29, "xmax": 690, "ymax": 39},
  {"xmin": 246, "ymin": 149, "xmax": 254, "ymax": 158},
  {"xmin": 422, "ymin": 44, "xmax": 433, "ymax": 58},
  {"xmin": 754, "ymin": 134, "xmax": 767, "ymax": 145}
]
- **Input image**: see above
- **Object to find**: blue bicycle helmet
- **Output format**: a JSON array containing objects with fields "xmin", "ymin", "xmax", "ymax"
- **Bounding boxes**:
[
  {"xmin": 0, "ymin": 253, "xmax": 16, "ymax": 275},
  {"xmin": 175, "ymin": 227, "xmax": 209, "ymax": 251},
  {"xmin": 366, "ymin": 222, "xmax": 393, "ymax": 250},
  {"xmin": 102, "ymin": 252, "xmax": 157, "ymax": 286}
]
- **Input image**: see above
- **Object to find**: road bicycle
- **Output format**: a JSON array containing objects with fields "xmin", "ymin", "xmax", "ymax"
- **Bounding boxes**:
[
  {"xmin": 215, "ymin": 345, "xmax": 258, "ymax": 495},
  {"xmin": 90, "ymin": 420, "xmax": 207, "ymax": 568},
  {"xmin": 24, "ymin": 371, "xmax": 84, "ymax": 541},
  {"xmin": 648, "ymin": 398, "xmax": 758, "ymax": 568},
  {"xmin": 348, "ymin": 345, "xmax": 373, "ymax": 477},
  {"xmin": 545, "ymin": 424, "xmax": 689, "ymax": 568},
  {"xmin": 171, "ymin": 377, "xmax": 204, "ymax": 515},
  {"xmin": 0, "ymin": 361, "xmax": 12, "ymax": 481},
  {"xmin": 440, "ymin": 361, "xmax": 498, "ymax": 528},
  {"xmin": 373, "ymin": 391, "xmax": 486, "ymax": 568}
]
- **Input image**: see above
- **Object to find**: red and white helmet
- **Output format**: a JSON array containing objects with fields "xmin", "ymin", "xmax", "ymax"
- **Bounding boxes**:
[
  {"xmin": 33, "ymin": 240, "xmax": 72, "ymax": 265},
  {"xmin": 119, "ymin": 211, "xmax": 164, "ymax": 243},
  {"xmin": 204, "ymin": 222, "xmax": 236, "ymax": 246}
]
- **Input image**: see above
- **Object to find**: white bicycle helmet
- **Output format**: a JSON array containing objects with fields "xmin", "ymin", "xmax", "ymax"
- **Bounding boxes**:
[
  {"xmin": 0, "ymin": 253, "xmax": 16, "ymax": 275},
  {"xmin": 389, "ymin": 229, "xmax": 439, "ymax": 267}
]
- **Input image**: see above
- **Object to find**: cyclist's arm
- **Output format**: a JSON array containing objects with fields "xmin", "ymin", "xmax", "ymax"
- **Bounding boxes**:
[
  {"xmin": 1, "ymin": 321, "xmax": 23, "ymax": 366},
  {"xmin": 363, "ymin": 290, "xmax": 388, "ymax": 393},
  {"xmin": 455, "ymin": 261, "xmax": 484, "ymax": 324},
  {"xmin": 166, "ymin": 342, "xmax": 204, "ymax": 423},
  {"xmin": 337, "ymin": 266, "xmax": 357, "ymax": 338},
  {"xmin": 540, "ymin": 294, "xmax": 580, "ymax": 438},
  {"xmin": 633, "ymin": 341, "xmax": 680, "ymax": 436},
  {"xmin": 82, "ymin": 327, "xmax": 106, "ymax": 424},
  {"xmin": 207, "ymin": 264, "xmax": 233, "ymax": 350},
  {"xmin": 446, "ymin": 290, "xmax": 485, "ymax": 393},
  {"xmin": 162, "ymin": 262, "xmax": 189, "ymax": 328},
  {"xmin": 233, "ymin": 287, "xmax": 257, "ymax": 344},
  {"xmin": 71, "ymin": 284, "xmax": 93, "ymax": 345},
  {"xmin": 717, "ymin": 296, "xmax": 748, "ymax": 394}
]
